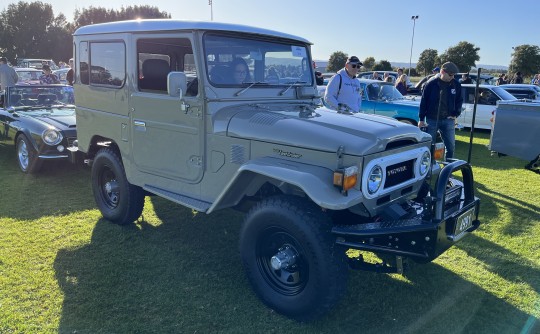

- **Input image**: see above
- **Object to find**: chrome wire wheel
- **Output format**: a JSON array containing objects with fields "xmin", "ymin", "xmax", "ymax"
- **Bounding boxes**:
[{"xmin": 17, "ymin": 139, "xmax": 29, "ymax": 171}]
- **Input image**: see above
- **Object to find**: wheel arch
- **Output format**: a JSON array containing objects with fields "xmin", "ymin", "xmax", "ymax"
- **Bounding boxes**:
[
  {"xmin": 208, "ymin": 157, "xmax": 363, "ymax": 213},
  {"xmin": 15, "ymin": 129, "xmax": 39, "ymax": 151},
  {"xmin": 85, "ymin": 135, "xmax": 121, "ymax": 159}
]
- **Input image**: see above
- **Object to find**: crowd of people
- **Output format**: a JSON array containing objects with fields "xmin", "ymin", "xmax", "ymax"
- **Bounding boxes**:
[{"xmin": 0, "ymin": 58, "xmax": 75, "ymax": 91}]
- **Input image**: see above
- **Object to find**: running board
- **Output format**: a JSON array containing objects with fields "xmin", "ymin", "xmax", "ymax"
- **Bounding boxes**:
[{"xmin": 143, "ymin": 185, "xmax": 211, "ymax": 212}]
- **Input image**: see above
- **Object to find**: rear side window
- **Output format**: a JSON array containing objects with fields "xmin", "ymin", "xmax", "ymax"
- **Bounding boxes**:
[{"xmin": 89, "ymin": 42, "xmax": 126, "ymax": 87}]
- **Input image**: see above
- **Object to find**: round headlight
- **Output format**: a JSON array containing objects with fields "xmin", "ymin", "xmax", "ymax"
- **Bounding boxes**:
[
  {"xmin": 419, "ymin": 151, "xmax": 431, "ymax": 176},
  {"xmin": 42, "ymin": 128, "xmax": 63, "ymax": 146},
  {"xmin": 367, "ymin": 165, "xmax": 383, "ymax": 194}
]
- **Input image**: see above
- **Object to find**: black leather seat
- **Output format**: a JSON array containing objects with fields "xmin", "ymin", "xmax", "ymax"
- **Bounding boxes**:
[{"xmin": 140, "ymin": 59, "xmax": 170, "ymax": 91}]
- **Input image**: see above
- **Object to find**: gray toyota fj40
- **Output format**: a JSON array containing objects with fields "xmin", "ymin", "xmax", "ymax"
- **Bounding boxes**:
[{"xmin": 73, "ymin": 20, "xmax": 481, "ymax": 321}]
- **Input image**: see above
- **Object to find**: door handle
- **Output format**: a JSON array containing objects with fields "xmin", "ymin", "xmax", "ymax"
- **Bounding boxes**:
[{"xmin": 134, "ymin": 120, "xmax": 146, "ymax": 127}]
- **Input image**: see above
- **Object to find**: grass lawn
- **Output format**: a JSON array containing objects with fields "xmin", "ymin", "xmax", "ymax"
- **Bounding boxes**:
[{"xmin": 0, "ymin": 130, "xmax": 538, "ymax": 333}]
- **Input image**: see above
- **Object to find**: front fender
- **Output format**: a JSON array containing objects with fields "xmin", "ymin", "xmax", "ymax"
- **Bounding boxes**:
[
  {"xmin": 16, "ymin": 128, "xmax": 40, "ymax": 152},
  {"xmin": 207, "ymin": 156, "xmax": 364, "ymax": 213}
]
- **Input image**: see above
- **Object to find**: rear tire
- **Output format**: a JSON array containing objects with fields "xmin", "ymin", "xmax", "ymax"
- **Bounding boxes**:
[
  {"xmin": 91, "ymin": 147, "xmax": 145, "ymax": 224},
  {"xmin": 239, "ymin": 195, "xmax": 348, "ymax": 321}
]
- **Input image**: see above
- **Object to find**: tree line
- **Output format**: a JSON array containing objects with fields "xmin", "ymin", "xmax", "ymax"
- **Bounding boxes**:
[
  {"xmin": 2, "ymin": 1, "xmax": 539, "ymax": 79},
  {"xmin": 0, "ymin": 1, "xmax": 170, "ymax": 64},
  {"xmin": 327, "ymin": 42, "xmax": 540, "ymax": 78}
]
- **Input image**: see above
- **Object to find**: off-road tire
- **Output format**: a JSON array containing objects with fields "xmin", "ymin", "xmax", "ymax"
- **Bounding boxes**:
[
  {"xmin": 16, "ymin": 134, "xmax": 42, "ymax": 174},
  {"xmin": 91, "ymin": 147, "xmax": 145, "ymax": 224},
  {"xmin": 239, "ymin": 195, "xmax": 348, "ymax": 321}
]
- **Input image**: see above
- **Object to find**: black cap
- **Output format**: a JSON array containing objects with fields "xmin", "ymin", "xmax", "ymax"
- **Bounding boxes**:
[
  {"xmin": 441, "ymin": 62, "xmax": 459, "ymax": 75},
  {"xmin": 347, "ymin": 56, "xmax": 362, "ymax": 65}
]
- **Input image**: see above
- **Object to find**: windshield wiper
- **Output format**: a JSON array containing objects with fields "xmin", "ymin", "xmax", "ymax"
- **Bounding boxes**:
[
  {"xmin": 279, "ymin": 80, "xmax": 307, "ymax": 96},
  {"xmin": 235, "ymin": 81, "xmax": 268, "ymax": 96}
]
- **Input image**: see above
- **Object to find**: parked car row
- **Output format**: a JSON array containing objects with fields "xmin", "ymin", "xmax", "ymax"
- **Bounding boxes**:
[{"xmin": 319, "ymin": 78, "xmax": 524, "ymax": 130}]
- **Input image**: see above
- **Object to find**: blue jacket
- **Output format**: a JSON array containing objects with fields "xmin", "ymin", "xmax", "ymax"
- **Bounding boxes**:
[{"xmin": 419, "ymin": 75, "xmax": 463, "ymax": 121}]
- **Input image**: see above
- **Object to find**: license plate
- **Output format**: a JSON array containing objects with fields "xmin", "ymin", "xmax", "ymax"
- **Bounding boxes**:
[{"xmin": 454, "ymin": 207, "xmax": 475, "ymax": 238}]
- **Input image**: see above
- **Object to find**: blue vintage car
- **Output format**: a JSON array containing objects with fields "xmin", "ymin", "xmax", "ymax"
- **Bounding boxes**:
[
  {"xmin": 0, "ymin": 83, "xmax": 77, "ymax": 173},
  {"xmin": 319, "ymin": 79, "xmax": 421, "ymax": 124},
  {"xmin": 359, "ymin": 79, "xmax": 420, "ymax": 125}
]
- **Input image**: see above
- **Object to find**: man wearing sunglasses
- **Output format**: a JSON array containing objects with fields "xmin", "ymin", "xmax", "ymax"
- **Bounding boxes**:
[
  {"xmin": 324, "ymin": 56, "xmax": 363, "ymax": 113},
  {"xmin": 418, "ymin": 61, "xmax": 463, "ymax": 160}
]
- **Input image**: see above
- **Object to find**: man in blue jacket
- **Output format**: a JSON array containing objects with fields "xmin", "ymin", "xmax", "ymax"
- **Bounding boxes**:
[{"xmin": 418, "ymin": 62, "xmax": 463, "ymax": 160}]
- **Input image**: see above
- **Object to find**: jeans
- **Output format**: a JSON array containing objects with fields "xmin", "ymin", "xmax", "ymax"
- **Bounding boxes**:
[{"xmin": 426, "ymin": 118, "xmax": 455, "ymax": 159}]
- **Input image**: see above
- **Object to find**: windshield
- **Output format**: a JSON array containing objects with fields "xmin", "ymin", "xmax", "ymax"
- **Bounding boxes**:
[
  {"xmin": 15, "ymin": 70, "xmax": 41, "ymax": 82},
  {"xmin": 6, "ymin": 85, "xmax": 75, "ymax": 108},
  {"xmin": 204, "ymin": 33, "xmax": 313, "ymax": 87},
  {"xmin": 365, "ymin": 82, "xmax": 404, "ymax": 101}
]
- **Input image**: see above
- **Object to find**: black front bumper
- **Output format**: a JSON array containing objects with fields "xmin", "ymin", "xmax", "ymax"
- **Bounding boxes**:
[{"xmin": 332, "ymin": 160, "xmax": 481, "ymax": 263}]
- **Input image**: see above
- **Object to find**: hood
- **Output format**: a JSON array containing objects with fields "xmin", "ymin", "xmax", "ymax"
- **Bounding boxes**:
[
  {"xmin": 226, "ymin": 104, "xmax": 431, "ymax": 156},
  {"xmin": 17, "ymin": 107, "xmax": 76, "ymax": 130}
]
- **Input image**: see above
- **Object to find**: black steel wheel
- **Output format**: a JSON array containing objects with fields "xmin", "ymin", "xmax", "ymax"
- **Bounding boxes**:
[
  {"xmin": 91, "ymin": 148, "xmax": 145, "ymax": 224},
  {"xmin": 16, "ymin": 134, "xmax": 42, "ymax": 174},
  {"xmin": 239, "ymin": 195, "xmax": 348, "ymax": 321}
]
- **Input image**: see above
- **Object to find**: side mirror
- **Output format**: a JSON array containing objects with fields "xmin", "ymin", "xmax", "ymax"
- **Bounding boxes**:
[{"xmin": 167, "ymin": 72, "xmax": 187, "ymax": 98}]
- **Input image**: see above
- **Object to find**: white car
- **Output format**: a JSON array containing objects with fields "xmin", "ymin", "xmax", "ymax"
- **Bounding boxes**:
[{"xmin": 457, "ymin": 84, "xmax": 517, "ymax": 130}]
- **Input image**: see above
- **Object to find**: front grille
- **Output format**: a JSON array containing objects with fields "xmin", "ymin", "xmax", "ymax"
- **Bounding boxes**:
[
  {"xmin": 384, "ymin": 159, "xmax": 414, "ymax": 188},
  {"xmin": 66, "ymin": 137, "xmax": 76, "ymax": 146}
]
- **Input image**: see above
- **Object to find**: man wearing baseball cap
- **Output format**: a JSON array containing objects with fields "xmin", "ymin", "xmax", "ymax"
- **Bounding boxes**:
[
  {"xmin": 324, "ymin": 56, "xmax": 363, "ymax": 112},
  {"xmin": 418, "ymin": 61, "xmax": 463, "ymax": 160}
]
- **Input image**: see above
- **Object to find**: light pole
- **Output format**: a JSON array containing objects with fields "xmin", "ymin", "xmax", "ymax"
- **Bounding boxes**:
[
  {"xmin": 408, "ymin": 15, "xmax": 419, "ymax": 77},
  {"xmin": 209, "ymin": 0, "xmax": 213, "ymax": 21}
]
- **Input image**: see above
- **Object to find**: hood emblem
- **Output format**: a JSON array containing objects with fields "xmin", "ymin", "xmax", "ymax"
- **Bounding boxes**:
[
  {"xmin": 273, "ymin": 148, "xmax": 302, "ymax": 159},
  {"xmin": 387, "ymin": 165, "xmax": 407, "ymax": 176}
]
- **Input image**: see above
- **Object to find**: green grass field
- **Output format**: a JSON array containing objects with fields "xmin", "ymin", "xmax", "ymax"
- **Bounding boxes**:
[{"xmin": 0, "ymin": 131, "xmax": 539, "ymax": 333}]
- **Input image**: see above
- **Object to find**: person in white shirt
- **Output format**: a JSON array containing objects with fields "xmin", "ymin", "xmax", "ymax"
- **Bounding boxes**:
[{"xmin": 324, "ymin": 56, "xmax": 363, "ymax": 112}]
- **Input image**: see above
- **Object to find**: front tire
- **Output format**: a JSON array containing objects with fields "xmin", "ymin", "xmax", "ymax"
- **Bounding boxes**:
[
  {"xmin": 91, "ymin": 147, "xmax": 145, "ymax": 224},
  {"xmin": 16, "ymin": 134, "xmax": 42, "ymax": 174},
  {"xmin": 239, "ymin": 195, "xmax": 348, "ymax": 321}
]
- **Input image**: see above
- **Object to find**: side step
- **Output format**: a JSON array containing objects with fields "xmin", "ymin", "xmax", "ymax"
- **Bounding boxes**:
[{"xmin": 144, "ymin": 185, "xmax": 211, "ymax": 212}]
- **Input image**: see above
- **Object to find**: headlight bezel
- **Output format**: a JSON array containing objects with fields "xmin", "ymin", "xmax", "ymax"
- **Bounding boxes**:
[
  {"xmin": 367, "ymin": 165, "xmax": 383, "ymax": 195},
  {"xmin": 419, "ymin": 151, "xmax": 431, "ymax": 176},
  {"xmin": 42, "ymin": 128, "xmax": 63, "ymax": 146}
]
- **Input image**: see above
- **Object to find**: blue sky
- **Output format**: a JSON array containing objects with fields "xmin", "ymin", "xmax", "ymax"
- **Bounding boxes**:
[{"xmin": 9, "ymin": 0, "xmax": 539, "ymax": 66}]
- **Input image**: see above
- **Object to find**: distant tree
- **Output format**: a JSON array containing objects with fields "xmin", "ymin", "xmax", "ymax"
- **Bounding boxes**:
[
  {"xmin": 0, "ymin": 1, "xmax": 65, "ymax": 62},
  {"xmin": 327, "ymin": 51, "xmax": 348, "ymax": 72},
  {"xmin": 509, "ymin": 44, "xmax": 540, "ymax": 77},
  {"xmin": 438, "ymin": 41, "xmax": 480, "ymax": 73},
  {"xmin": 362, "ymin": 56, "xmax": 375, "ymax": 71},
  {"xmin": 73, "ymin": 5, "xmax": 170, "ymax": 28},
  {"xmin": 373, "ymin": 60, "xmax": 392, "ymax": 71},
  {"xmin": 416, "ymin": 48, "xmax": 438, "ymax": 75}
]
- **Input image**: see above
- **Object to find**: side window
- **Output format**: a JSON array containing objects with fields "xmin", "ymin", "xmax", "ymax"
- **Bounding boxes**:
[
  {"xmin": 137, "ymin": 38, "xmax": 196, "ymax": 95},
  {"xmin": 89, "ymin": 42, "xmax": 125, "ymax": 87},
  {"xmin": 79, "ymin": 41, "xmax": 89, "ymax": 85},
  {"xmin": 463, "ymin": 87, "xmax": 475, "ymax": 104}
]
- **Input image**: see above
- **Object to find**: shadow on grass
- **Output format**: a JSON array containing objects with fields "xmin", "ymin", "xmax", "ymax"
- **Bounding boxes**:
[
  {"xmin": 53, "ymin": 197, "xmax": 533, "ymax": 333},
  {"xmin": 474, "ymin": 182, "xmax": 540, "ymax": 236}
]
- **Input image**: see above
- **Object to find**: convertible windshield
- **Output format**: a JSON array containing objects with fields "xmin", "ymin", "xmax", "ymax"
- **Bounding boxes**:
[
  {"xmin": 365, "ymin": 82, "xmax": 405, "ymax": 101},
  {"xmin": 204, "ymin": 33, "xmax": 313, "ymax": 87},
  {"xmin": 6, "ymin": 86, "xmax": 74, "ymax": 108}
]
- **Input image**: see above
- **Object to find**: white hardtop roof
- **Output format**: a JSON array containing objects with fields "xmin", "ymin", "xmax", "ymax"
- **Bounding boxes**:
[{"xmin": 74, "ymin": 19, "xmax": 311, "ymax": 44}]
